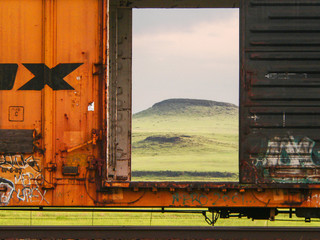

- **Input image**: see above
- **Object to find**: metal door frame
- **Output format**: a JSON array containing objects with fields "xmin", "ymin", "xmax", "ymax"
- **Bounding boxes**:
[{"xmin": 106, "ymin": 0, "xmax": 239, "ymax": 181}]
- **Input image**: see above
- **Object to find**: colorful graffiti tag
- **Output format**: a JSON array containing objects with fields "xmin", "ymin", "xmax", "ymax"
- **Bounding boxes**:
[
  {"xmin": 0, "ymin": 154, "xmax": 48, "ymax": 206},
  {"xmin": 253, "ymin": 135, "xmax": 320, "ymax": 183},
  {"xmin": 256, "ymin": 135, "xmax": 320, "ymax": 167}
]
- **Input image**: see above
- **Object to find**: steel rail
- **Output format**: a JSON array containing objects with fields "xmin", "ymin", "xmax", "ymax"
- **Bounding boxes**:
[{"xmin": 1, "ymin": 226, "xmax": 320, "ymax": 239}]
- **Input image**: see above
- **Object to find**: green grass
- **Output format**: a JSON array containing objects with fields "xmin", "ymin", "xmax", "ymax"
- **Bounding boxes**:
[
  {"xmin": 1, "ymin": 210, "xmax": 320, "ymax": 226},
  {"xmin": 133, "ymin": 175, "xmax": 238, "ymax": 181},
  {"xmin": 132, "ymin": 101, "xmax": 239, "ymax": 181}
]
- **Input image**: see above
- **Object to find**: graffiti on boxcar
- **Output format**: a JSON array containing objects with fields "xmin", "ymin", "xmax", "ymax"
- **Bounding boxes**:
[
  {"xmin": 0, "ymin": 154, "xmax": 40, "ymax": 172},
  {"xmin": 0, "ymin": 178, "xmax": 14, "ymax": 205},
  {"xmin": 171, "ymin": 191, "xmax": 248, "ymax": 206},
  {"xmin": 172, "ymin": 192, "xmax": 208, "ymax": 206},
  {"xmin": 0, "ymin": 154, "xmax": 48, "ymax": 205},
  {"xmin": 256, "ymin": 136, "xmax": 320, "ymax": 167},
  {"xmin": 14, "ymin": 172, "xmax": 48, "ymax": 204}
]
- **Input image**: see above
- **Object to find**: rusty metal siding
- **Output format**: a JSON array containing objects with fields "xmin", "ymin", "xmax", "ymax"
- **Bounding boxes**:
[
  {"xmin": 0, "ymin": 0, "xmax": 106, "ymax": 207},
  {"xmin": 240, "ymin": 0, "xmax": 320, "ymax": 184}
]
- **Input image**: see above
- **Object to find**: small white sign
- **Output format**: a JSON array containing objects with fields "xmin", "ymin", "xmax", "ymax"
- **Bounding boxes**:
[{"xmin": 88, "ymin": 102, "xmax": 94, "ymax": 111}]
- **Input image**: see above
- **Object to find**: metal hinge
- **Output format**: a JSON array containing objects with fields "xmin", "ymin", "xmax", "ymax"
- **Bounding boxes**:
[
  {"xmin": 44, "ymin": 163, "xmax": 57, "ymax": 172},
  {"xmin": 91, "ymin": 157, "xmax": 104, "ymax": 177}
]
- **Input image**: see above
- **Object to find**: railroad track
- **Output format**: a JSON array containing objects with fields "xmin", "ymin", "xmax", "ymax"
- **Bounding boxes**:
[{"xmin": 0, "ymin": 226, "xmax": 320, "ymax": 239}]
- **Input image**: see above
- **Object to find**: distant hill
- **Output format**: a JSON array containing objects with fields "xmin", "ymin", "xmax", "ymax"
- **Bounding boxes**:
[
  {"xmin": 131, "ymin": 98, "xmax": 239, "ymax": 180},
  {"xmin": 133, "ymin": 98, "xmax": 238, "ymax": 118}
]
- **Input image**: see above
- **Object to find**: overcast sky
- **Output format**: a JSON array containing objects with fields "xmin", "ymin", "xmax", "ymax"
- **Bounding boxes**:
[{"xmin": 132, "ymin": 9, "xmax": 239, "ymax": 113}]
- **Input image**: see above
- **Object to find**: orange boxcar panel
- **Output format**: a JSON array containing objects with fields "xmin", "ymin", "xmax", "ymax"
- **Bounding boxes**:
[
  {"xmin": 0, "ymin": 0, "xmax": 45, "ymax": 206},
  {"xmin": 0, "ymin": 0, "xmax": 103, "ymax": 207}
]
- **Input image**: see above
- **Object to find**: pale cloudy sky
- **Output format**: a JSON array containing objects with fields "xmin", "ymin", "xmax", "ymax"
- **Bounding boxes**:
[{"xmin": 133, "ymin": 9, "xmax": 239, "ymax": 113}]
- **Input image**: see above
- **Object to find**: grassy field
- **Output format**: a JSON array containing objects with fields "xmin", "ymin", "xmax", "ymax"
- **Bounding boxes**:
[
  {"xmin": 0, "ymin": 209, "xmax": 319, "ymax": 226},
  {"xmin": 132, "ymin": 99, "xmax": 239, "ymax": 181}
]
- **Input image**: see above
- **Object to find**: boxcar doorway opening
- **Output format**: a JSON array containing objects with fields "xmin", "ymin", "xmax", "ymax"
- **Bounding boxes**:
[{"xmin": 131, "ymin": 9, "xmax": 239, "ymax": 181}]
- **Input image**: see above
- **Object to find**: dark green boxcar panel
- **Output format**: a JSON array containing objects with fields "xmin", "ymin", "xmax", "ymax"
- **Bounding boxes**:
[{"xmin": 240, "ymin": 0, "xmax": 320, "ymax": 183}]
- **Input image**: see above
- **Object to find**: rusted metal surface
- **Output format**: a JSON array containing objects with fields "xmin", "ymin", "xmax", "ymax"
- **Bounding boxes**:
[
  {"xmin": 0, "ymin": 0, "xmax": 106, "ymax": 206},
  {"xmin": 94, "ymin": 183, "xmax": 320, "ymax": 208},
  {"xmin": 112, "ymin": 0, "xmax": 239, "ymax": 8},
  {"xmin": 2, "ymin": 175, "xmax": 320, "ymax": 208},
  {"xmin": 104, "ymin": 181, "xmax": 320, "ymax": 189},
  {"xmin": 0, "ymin": 130, "xmax": 34, "ymax": 153},
  {"xmin": 240, "ymin": 0, "xmax": 320, "ymax": 184},
  {"xmin": 107, "ymin": 2, "xmax": 132, "ymax": 181}
]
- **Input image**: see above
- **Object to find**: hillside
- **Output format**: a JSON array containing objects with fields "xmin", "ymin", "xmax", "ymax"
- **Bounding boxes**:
[
  {"xmin": 134, "ymin": 98, "xmax": 238, "ymax": 118},
  {"xmin": 132, "ymin": 98, "xmax": 239, "ymax": 181}
]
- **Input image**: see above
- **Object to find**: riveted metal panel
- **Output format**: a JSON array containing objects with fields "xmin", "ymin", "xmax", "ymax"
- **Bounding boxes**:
[
  {"xmin": 240, "ymin": 0, "xmax": 320, "ymax": 184},
  {"xmin": 107, "ymin": 4, "xmax": 132, "ymax": 181}
]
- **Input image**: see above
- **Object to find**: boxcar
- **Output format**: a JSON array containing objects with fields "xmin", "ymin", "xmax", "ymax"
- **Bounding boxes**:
[{"xmin": 1, "ymin": 0, "xmax": 320, "ymax": 222}]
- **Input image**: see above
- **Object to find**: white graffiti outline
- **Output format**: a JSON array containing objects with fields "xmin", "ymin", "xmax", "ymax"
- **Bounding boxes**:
[
  {"xmin": 0, "ymin": 154, "xmax": 40, "ymax": 172},
  {"xmin": 257, "ymin": 135, "xmax": 317, "ymax": 167},
  {"xmin": 0, "ymin": 178, "xmax": 15, "ymax": 206}
]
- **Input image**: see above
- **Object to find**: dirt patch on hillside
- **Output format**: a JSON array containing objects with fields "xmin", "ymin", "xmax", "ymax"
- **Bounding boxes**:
[{"xmin": 143, "ymin": 135, "xmax": 191, "ymax": 144}]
